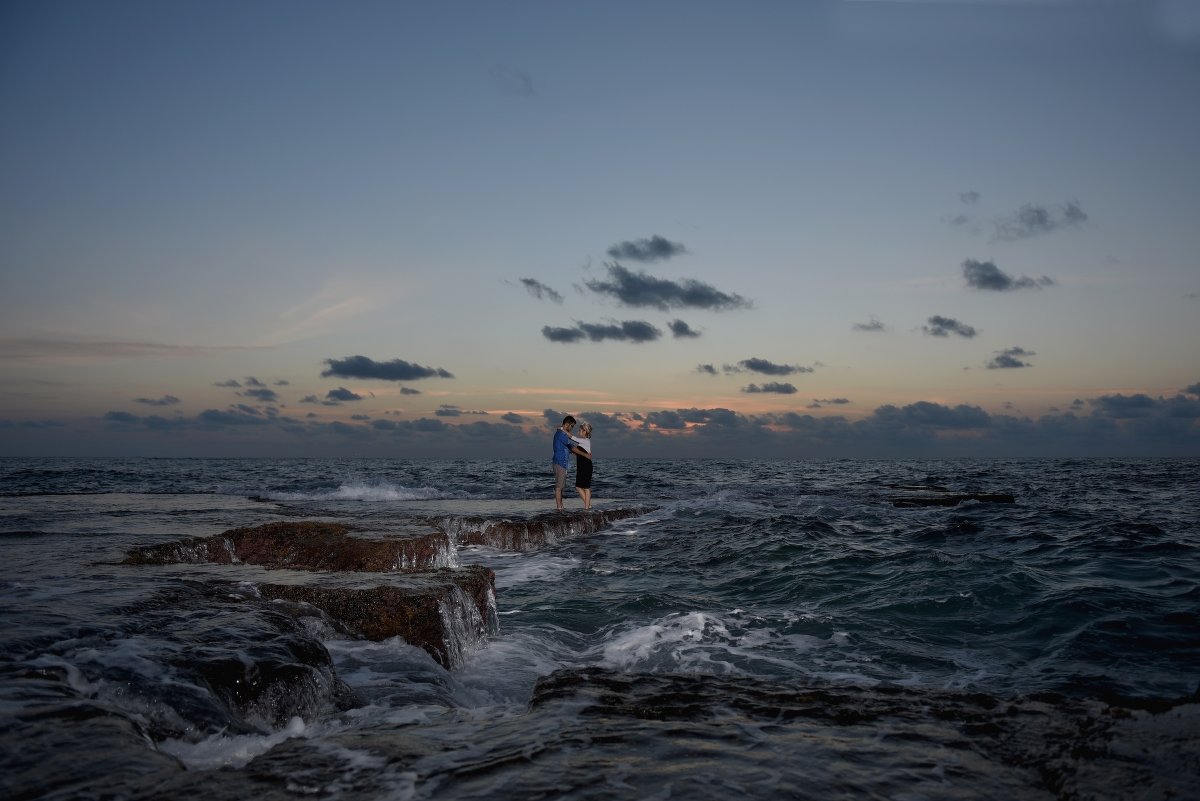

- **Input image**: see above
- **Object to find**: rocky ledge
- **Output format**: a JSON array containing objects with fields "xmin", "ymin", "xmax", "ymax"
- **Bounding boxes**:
[
  {"xmin": 260, "ymin": 566, "xmax": 497, "ymax": 669},
  {"xmin": 430, "ymin": 505, "xmax": 655, "ymax": 551},
  {"xmin": 122, "ymin": 520, "xmax": 456, "ymax": 571}
]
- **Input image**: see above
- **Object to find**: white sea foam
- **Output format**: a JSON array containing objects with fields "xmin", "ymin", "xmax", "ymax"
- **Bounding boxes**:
[
  {"xmin": 158, "ymin": 715, "xmax": 306, "ymax": 769},
  {"xmin": 263, "ymin": 480, "xmax": 461, "ymax": 502}
]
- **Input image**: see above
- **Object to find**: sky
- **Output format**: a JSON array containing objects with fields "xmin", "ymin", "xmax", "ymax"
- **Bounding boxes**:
[{"xmin": 1, "ymin": 0, "xmax": 1198, "ymax": 459}]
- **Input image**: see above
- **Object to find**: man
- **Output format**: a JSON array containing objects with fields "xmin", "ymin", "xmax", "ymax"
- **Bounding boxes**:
[{"xmin": 551, "ymin": 415, "xmax": 589, "ymax": 511}]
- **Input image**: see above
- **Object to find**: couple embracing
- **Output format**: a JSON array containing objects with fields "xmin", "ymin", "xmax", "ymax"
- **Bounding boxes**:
[{"xmin": 551, "ymin": 415, "xmax": 594, "ymax": 511}]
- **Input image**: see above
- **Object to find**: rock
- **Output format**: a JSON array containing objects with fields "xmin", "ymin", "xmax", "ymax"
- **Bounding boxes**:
[
  {"xmin": 121, "ymin": 521, "xmax": 456, "ymax": 571},
  {"xmin": 887, "ymin": 489, "xmax": 1016, "ymax": 507},
  {"xmin": 258, "ymin": 566, "xmax": 498, "ymax": 669},
  {"xmin": 431, "ymin": 506, "xmax": 654, "ymax": 551}
]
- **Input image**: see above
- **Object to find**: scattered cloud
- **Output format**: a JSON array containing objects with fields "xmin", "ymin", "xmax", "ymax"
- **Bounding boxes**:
[
  {"xmin": 400, "ymin": 387, "xmax": 422, "ymax": 395},
  {"xmin": 244, "ymin": 377, "xmax": 266, "ymax": 387},
  {"xmin": 923, "ymin": 315, "xmax": 978, "ymax": 338},
  {"xmin": 584, "ymin": 263, "xmax": 751, "ymax": 311},
  {"xmin": 605, "ymin": 235, "xmax": 688, "ymax": 263},
  {"xmin": 668, "ymin": 319, "xmax": 701, "ymax": 338},
  {"xmin": 435, "ymin": 404, "xmax": 488, "ymax": 417},
  {"xmin": 239, "ymin": 387, "xmax": 279, "ymax": 403},
  {"xmin": 986, "ymin": 346, "xmax": 1036, "ymax": 369},
  {"xmin": 197, "ymin": 408, "xmax": 272, "ymax": 426},
  {"xmin": 542, "ymin": 320, "xmax": 662, "ymax": 343},
  {"xmin": 322, "ymin": 355, "xmax": 454, "ymax": 381},
  {"xmin": 743, "ymin": 382, "xmax": 798, "ymax": 394},
  {"xmin": 326, "ymin": 387, "xmax": 363, "ymax": 402},
  {"xmin": 1185, "ymin": 382, "xmax": 1200, "ymax": 396},
  {"xmin": 519, "ymin": 278, "xmax": 564, "ymax": 303},
  {"xmin": 810, "ymin": 398, "xmax": 852, "ymax": 408},
  {"xmin": 133, "ymin": 395, "xmax": 181, "ymax": 407},
  {"xmin": 274, "ymin": 380, "xmax": 290, "ymax": 386},
  {"xmin": 696, "ymin": 364, "xmax": 719, "ymax": 375},
  {"xmin": 737, "ymin": 357, "xmax": 813, "ymax": 376},
  {"xmin": 214, "ymin": 379, "xmax": 241, "ymax": 388},
  {"xmin": 853, "ymin": 317, "xmax": 886, "ymax": 332},
  {"xmin": 962, "ymin": 259, "xmax": 1054, "ymax": 291},
  {"xmin": 542, "ymin": 326, "xmax": 586, "ymax": 343},
  {"xmin": 993, "ymin": 201, "xmax": 1088, "ymax": 242},
  {"xmin": 960, "ymin": 191, "xmax": 981, "ymax": 205},
  {"xmin": 490, "ymin": 64, "xmax": 535, "ymax": 97},
  {"xmin": 501, "ymin": 412, "xmax": 525, "ymax": 424}
]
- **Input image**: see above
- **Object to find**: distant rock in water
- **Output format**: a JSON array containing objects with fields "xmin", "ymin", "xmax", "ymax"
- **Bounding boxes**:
[
  {"xmin": 884, "ymin": 484, "xmax": 1016, "ymax": 508},
  {"xmin": 121, "ymin": 520, "xmax": 457, "ymax": 571},
  {"xmin": 431, "ymin": 505, "xmax": 655, "ymax": 551},
  {"xmin": 259, "ymin": 566, "xmax": 497, "ymax": 669}
]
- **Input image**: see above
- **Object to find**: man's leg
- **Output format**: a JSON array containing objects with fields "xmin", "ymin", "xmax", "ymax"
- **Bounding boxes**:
[{"xmin": 554, "ymin": 464, "xmax": 567, "ymax": 510}]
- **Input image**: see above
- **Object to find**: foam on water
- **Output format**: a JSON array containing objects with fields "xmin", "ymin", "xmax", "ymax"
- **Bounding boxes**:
[
  {"xmin": 262, "ymin": 480, "xmax": 465, "ymax": 502},
  {"xmin": 158, "ymin": 715, "xmax": 307, "ymax": 769}
]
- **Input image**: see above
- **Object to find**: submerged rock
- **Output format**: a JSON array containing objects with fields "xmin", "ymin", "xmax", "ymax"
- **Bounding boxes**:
[
  {"xmin": 886, "ymin": 486, "xmax": 1016, "ymax": 507},
  {"xmin": 431, "ymin": 505, "xmax": 655, "ymax": 551},
  {"xmin": 258, "ymin": 566, "xmax": 498, "ymax": 669},
  {"xmin": 122, "ymin": 521, "xmax": 456, "ymax": 571}
]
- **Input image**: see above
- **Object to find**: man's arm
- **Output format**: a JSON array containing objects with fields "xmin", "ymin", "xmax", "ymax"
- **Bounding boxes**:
[{"xmin": 569, "ymin": 445, "xmax": 592, "ymax": 460}]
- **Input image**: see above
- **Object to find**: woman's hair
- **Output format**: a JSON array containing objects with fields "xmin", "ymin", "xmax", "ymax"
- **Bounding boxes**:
[{"xmin": 580, "ymin": 423, "xmax": 592, "ymax": 435}]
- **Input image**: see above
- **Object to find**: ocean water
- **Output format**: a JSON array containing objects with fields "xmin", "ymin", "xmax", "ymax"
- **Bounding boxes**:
[{"xmin": 1, "ymin": 457, "xmax": 1197, "ymax": 799}]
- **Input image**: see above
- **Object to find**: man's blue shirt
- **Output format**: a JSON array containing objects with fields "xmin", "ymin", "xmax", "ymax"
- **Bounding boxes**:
[{"xmin": 552, "ymin": 429, "xmax": 572, "ymax": 468}]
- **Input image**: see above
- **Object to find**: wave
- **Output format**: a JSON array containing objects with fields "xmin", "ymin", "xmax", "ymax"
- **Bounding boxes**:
[{"xmin": 257, "ymin": 480, "xmax": 466, "ymax": 502}]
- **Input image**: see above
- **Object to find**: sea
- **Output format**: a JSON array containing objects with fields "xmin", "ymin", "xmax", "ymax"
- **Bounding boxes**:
[{"xmin": 1, "ymin": 456, "xmax": 1197, "ymax": 800}]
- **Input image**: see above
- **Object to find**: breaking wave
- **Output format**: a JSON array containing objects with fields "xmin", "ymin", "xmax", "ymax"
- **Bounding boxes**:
[{"xmin": 260, "ymin": 480, "xmax": 463, "ymax": 502}]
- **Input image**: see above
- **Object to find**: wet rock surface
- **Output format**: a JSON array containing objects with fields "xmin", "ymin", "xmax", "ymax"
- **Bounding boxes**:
[
  {"xmin": 82, "ymin": 668, "xmax": 1199, "ymax": 801},
  {"xmin": 122, "ymin": 521, "xmax": 455, "ymax": 571},
  {"xmin": 431, "ymin": 505, "xmax": 655, "ymax": 551},
  {"xmin": 259, "ymin": 566, "xmax": 497, "ymax": 668}
]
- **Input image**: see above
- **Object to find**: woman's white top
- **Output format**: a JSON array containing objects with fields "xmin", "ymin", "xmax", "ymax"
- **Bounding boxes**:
[{"xmin": 571, "ymin": 436, "xmax": 591, "ymax": 453}]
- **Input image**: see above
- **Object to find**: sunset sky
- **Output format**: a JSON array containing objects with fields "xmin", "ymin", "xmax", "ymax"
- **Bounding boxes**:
[{"xmin": 2, "ymin": 0, "xmax": 1198, "ymax": 458}]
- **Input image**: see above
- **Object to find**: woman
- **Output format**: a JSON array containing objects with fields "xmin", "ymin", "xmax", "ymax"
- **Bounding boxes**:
[{"xmin": 571, "ymin": 422, "xmax": 594, "ymax": 510}]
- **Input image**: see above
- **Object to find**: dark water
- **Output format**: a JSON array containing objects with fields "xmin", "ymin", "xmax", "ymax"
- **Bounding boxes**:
[{"xmin": 1, "ymin": 457, "xmax": 1197, "ymax": 799}]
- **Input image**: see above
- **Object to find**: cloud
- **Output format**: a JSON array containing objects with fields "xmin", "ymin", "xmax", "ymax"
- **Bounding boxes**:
[
  {"xmin": 435, "ymin": 405, "xmax": 488, "ymax": 417},
  {"xmin": 923, "ymin": 315, "xmax": 977, "ymax": 338},
  {"xmin": 870, "ymin": 401, "xmax": 992, "ymax": 430},
  {"xmin": 696, "ymin": 364, "xmax": 719, "ymax": 375},
  {"xmin": 582, "ymin": 320, "xmax": 661, "ymax": 343},
  {"xmin": 274, "ymin": 380, "xmax": 290, "ymax": 386},
  {"xmin": 986, "ymin": 346, "xmax": 1036, "ymax": 369},
  {"xmin": 501, "ymin": 412, "xmax": 525, "ymax": 423},
  {"xmin": 490, "ymin": 64, "xmax": 535, "ymax": 97},
  {"xmin": 542, "ymin": 325, "xmax": 586, "ymax": 343},
  {"xmin": 104, "ymin": 411, "xmax": 140, "ymax": 424},
  {"xmin": 244, "ymin": 377, "xmax": 266, "ymax": 387},
  {"xmin": 197, "ymin": 408, "xmax": 271, "ymax": 426},
  {"xmin": 239, "ymin": 387, "xmax": 279, "ymax": 403},
  {"xmin": 584, "ymin": 263, "xmax": 751, "ymax": 311},
  {"xmin": 1185, "ymin": 382, "xmax": 1200, "ymax": 397},
  {"xmin": 960, "ymin": 191, "xmax": 981, "ymax": 205},
  {"xmin": 605, "ymin": 235, "xmax": 688, "ymax": 263},
  {"xmin": 993, "ymin": 201, "xmax": 1088, "ymax": 242},
  {"xmin": 738, "ymin": 357, "xmax": 812, "ymax": 376},
  {"xmin": 520, "ymin": 278, "xmax": 564, "ymax": 303},
  {"xmin": 299, "ymin": 395, "xmax": 320, "ymax": 404},
  {"xmin": 811, "ymin": 398, "xmax": 852, "ymax": 407},
  {"xmin": 133, "ymin": 395, "xmax": 181, "ymax": 407},
  {"xmin": 668, "ymin": 319, "xmax": 701, "ymax": 338},
  {"xmin": 743, "ymin": 382, "xmax": 798, "ymax": 394},
  {"xmin": 214, "ymin": 379, "xmax": 241, "ymax": 388},
  {"xmin": 326, "ymin": 387, "xmax": 363, "ymax": 402},
  {"xmin": 853, "ymin": 317, "xmax": 886, "ymax": 332},
  {"xmin": 400, "ymin": 387, "xmax": 422, "ymax": 395},
  {"xmin": 962, "ymin": 259, "xmax": 1054, "ymax": 291},
  {"xmin": 322, "ymin": 355, "xmax": 454, "ymax": 381},
  {"xmin": 543, "ymin": 320, "xmax": 662, "ymax": 343}
]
